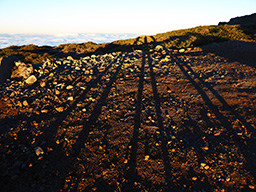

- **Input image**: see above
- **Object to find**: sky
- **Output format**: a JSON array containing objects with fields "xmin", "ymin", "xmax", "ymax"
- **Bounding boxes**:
[{"xmin": 0, "ymin": 0, "xmax": 255, "ymax": 35}]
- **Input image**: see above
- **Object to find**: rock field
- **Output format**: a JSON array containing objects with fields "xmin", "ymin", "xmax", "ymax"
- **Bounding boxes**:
[{"xmin": 0, "ymin": 40, "xmax": 256, "ymax": 191}]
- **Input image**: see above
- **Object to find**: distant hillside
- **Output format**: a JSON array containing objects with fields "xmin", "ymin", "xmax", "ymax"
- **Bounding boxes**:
[
  {"xmin": 0, "ymin": 22, "xmax": 255, "ymax": 64},
  {"xmin": 109, "ymin": 24, "xmax": 256, "ymax": 51}
]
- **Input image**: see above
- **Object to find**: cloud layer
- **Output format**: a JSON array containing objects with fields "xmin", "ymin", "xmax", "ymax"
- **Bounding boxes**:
[{"xmin": 0, "ymin": 33, "xmax": 139, "ymax": 49}]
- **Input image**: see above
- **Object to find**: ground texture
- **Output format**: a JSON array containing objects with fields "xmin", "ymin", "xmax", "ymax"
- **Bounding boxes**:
[{"xmin": 0, "ymin": 40, "xmax": 256, "ymax": 191}]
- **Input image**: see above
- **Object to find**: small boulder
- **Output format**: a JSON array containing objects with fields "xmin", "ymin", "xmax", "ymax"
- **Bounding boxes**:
[
  {"xmin": 11, "ymin": 61, "xmax": 33, "ymax": 80},
  {"xmin": 25, "ymin": 75, "xmax": 37, "ymax": 85},
  {"xmin": 0, "ymin": 55, "xmax": 19, "ymax": 83}
]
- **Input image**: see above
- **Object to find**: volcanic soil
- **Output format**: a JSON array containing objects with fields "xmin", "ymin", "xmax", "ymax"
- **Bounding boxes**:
[{"xmin": 0, "ymin": 39, "xmax": 256, "ymax": 191}]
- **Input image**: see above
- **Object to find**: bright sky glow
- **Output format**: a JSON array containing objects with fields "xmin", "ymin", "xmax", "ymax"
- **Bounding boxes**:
[{"xmin": 0, "ymin": 0, "xmax": 255, "ymax": 35}]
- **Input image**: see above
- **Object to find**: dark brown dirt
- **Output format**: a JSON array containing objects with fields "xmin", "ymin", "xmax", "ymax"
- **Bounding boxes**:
[{"xmin": 0, "ymin": 41, "xmax": 256, "ymax": 191}]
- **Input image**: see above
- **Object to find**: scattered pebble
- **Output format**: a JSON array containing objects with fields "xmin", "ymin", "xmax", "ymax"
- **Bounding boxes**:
[
  {"xmin": 66, "ymin": 85, "xmax": 73, "ymax": 90},
  {"xmin": 179, "ymin": 48, "xmax": 185, "ymax": 53},
  {"xmin": 55, "ymin": 107, "xmax": 64, "ymax": 112},
  {"xmin": 67, "ymin": 96, "xmax": 74, "ymax": 101},
  {"xmin": 41, "ymin": 109, "xmax": 48, "ymax": 113},
  {"xmin": 144, "ymin": 155, "xmax": 150, "ymax": 161},
  {"xmin": 192, "ymin": 177, "xmax": 197, "ymax": 181},
  {"xmin": 23, "ymin": 100, "xmax": 29, "ymax": 106},
  {"xmin": 40, "ymin": 81, "xmax": 46, "ymax": 87},
  {"xmin": 249, "ymin": 185, "xmax": 255, "ymax": 189},
  {"xmin": 34, "ymin": 146, "xmax": 44, "ymax": 157},
  {"xmin": 201, "ymin": 146, "xmax": 209, "ymax": 151}
]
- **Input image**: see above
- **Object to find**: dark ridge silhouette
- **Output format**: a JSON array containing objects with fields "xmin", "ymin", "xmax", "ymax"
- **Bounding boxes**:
[{"xmin": 219, "ymin": 13, "xmax": 256, "ymax": 25}]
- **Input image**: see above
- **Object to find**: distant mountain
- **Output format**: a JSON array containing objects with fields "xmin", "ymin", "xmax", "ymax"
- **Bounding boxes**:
[{"xmin": 219, "ymin": 13, "xmax": 256, "ymax": 25}]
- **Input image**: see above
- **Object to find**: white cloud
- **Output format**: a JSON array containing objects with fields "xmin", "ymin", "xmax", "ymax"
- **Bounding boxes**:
[{"xmin": 0, "ymin": 33, "xmax": 139, "ymax": 49}]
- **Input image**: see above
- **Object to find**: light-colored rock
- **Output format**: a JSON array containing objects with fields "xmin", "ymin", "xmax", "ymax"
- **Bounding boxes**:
[
  {"xmin": 11, "ymin": 61, "xmax": 33, "ymax": 80},
  {"xmin": 25, "ymin": 75, "xmax": 37, "ymax": 85},
  {"xmin": 67, "ymin": 96, "xmax": 74, "ymax": 101},
  {"xmin": 55, "ymin": 107, "xmax": 64, "ymax": 112},
  {"xmin": 41, "ymin": 109, "xmax": 48, "ymax": 113},
  {"xmin": 10, "ymin": 92, "xmax": 15, "ymax": 97},
  {"xmin": 40, "ymin": 81, "xmax": 46, "ymax": 87},
  {"xmin": 192, "ymin": 177, "xmax": 197, "ymax": 181},
  {"xmin": 63, "ymin": 60, "xmax": 70, "ymax": 65},
  {"xmin": 249, "ymin": 185, "xmax": 255, "ymax": 190},
  {"xmin": 55, "ymin": 90, "xmax": 61, "ymax": 95},
  {"xmin": 155, "ymin": 45, "xmax": 163, "ymax": 52},
  {"xmin": 23, "ymin": 100, "xmax": 29, "ymax": 106},
  {"xmin": 67, "ymin": 56, "xmax": 74, "ymax": 60},
  {"xmin": 56, "ymin": 60, "xmax": 62, "ymax": 65},
  {"xmin": 34, "ymin": 146, "xmax": 44, "ymax": 157},
  {"xmin": 66, "ymin": 85, "xmax": 73, "ymax": 90},
  {"xmin": 179, "ymin": 48, "xmax": 186, "ymax": 53}
]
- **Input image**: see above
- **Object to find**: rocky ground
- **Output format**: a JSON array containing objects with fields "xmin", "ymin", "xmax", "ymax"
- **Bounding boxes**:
[{"xmin": 0, "ymin": 39, "xmax": 256, "ymax": 191}]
